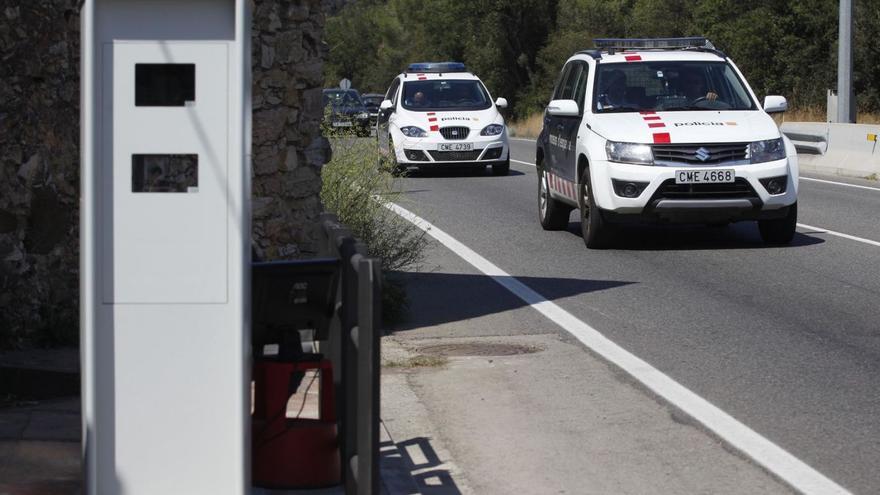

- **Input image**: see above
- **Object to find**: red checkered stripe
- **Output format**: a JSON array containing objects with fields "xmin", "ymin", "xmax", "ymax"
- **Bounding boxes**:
[
  {"xmin": 641, "ymin": 111, "xmax": 671, "ymax": 144},
  {"xmin": 546, "ymin": 170, "xmax": 577, "ymax": 200},
  {"xmin": 427, "ymin": 112, "xmax": 438, "ymax": 132}
]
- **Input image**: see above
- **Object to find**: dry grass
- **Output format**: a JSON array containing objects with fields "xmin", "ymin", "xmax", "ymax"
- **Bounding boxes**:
[
  {"xmin": 383, "ymin": 355, "xmax": 448, "ymax": 369},
  {"xmin": 508, "ymin": 113, "xmax": 544, "ymax": 139}
]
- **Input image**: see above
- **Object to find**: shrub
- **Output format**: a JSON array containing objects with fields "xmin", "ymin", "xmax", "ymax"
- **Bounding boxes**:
[{"xmin": 320, "ymin": 136, "xmax": 427, "ymax": 323}]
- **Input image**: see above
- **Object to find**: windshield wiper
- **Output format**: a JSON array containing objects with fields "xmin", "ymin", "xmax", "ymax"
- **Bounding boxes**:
[{"xmin": 598, "ymin": 105, "xmax": 644, "ymax": 113}]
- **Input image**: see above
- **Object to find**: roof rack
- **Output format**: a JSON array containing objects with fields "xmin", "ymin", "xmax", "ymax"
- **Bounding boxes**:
[
  {"xmin": 592, "ymin": 37, "xmax": 725, "ymax": 57},
  {"xmin": 405, "ymin": 62, "xmax": 468, "ymax": 73}
]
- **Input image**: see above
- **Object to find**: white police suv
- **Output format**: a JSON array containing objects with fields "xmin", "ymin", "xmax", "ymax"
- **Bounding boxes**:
[
  {"xmin": 377, "ymin": 62, "xmax": 510, "ymax": 175},
  {"xmin": 536, "ymin": 38, "xmax": 798, "ymax": 248}
]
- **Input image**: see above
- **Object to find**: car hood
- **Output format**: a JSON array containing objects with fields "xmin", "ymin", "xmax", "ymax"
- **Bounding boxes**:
[
  {"xmin": 400, "ymin": 107, "xmax": 504, "ymax": 130},
  {"xmin": 590, "ymin": 110, "xmax": 780, "ymax": 144}
]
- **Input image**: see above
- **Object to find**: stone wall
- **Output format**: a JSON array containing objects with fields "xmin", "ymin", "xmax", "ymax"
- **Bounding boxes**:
[
  {"xmin": 0, "ymin": 2, "xmax": 82, "ymax": 348},
  {"xmin": 0, "ymin": 0, "xmax": 335, "ymax": 348}
]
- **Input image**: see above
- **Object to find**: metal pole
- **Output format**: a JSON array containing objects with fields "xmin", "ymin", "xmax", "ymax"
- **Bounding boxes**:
[{"xmin": 837, "ymin": 0, "xmax": 855, "ymax": 123}]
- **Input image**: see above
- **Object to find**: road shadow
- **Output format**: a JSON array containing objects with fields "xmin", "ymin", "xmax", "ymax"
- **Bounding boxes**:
[
  {"xmin": 390, "ymin": 437, "xmax": 462, "ymax": 495},
  {"xmin": 563, "ymin": 220, "xmax": 825, "ymax": 251},
  {"xmin": 388, "ymin": 272, "xmax": 632, "ymax": 333},
  {"xmin": 406, "ymin": 167, "xmax": 525, "ymax": 178}
]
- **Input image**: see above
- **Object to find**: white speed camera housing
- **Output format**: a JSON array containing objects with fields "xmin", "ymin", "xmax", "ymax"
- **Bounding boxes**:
[{"xmin": 80, "ymin": 1, "xmax": 251, "ymax": 493}]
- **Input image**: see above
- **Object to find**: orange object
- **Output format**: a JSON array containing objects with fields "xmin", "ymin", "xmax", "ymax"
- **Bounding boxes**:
[{"xmin": 252, "ymin": 359, "xmax": 340, "ymax": 489}]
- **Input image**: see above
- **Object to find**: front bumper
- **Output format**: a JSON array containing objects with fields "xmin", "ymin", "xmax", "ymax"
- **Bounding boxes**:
[
  {"xmin": 393, "ymin": 131, "xmax": 509, "ymax": 165},
  {"xmin": 591, "ymin": 157, "xmax": 798, "ymax": 223}
]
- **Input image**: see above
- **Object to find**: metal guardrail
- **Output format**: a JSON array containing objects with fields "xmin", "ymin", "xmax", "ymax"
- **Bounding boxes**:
[{"xmin": 320, "ymin": 213, "xmax": 382, "ymax": 495}]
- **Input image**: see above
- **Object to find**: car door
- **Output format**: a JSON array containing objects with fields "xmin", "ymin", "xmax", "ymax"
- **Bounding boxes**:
[
  {"xmin": 549, "ymin": 62, "xmax": 582, "ymax": 190},
  {"xmin": 543, "ymin": 64, "xmax": 570, "ymax": 171},
  {"xmin": 560, "ymin": 61, "xmax": 589, "ymax": 179},
  {"xmin": 377, "ymin": 77, "xmax": 400, "ymax": 155}
]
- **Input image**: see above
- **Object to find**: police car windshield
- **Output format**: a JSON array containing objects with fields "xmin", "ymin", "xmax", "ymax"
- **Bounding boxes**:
[
  {"xmin": 594, "ymin": 61, "xmax": 756, "ymax": 113},
  {"xmin": 402, "ymin": 80, "xmax": 492, "ymax": 111},
  {"xmin": 323, "ymin": 90, "xmax": 363, "ymax": 109}
]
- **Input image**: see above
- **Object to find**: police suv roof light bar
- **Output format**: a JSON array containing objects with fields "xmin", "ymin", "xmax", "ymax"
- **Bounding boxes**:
[
  {"xmin": 406, "ymin": 62, "xmax": 468, "ymax": 73},
  {"xmin": 594, "ymin": 37, "xmax": 719, "ymax": 55}
]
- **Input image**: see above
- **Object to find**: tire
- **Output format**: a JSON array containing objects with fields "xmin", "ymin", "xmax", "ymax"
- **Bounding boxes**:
[
  {"xmin": 758, "ymin": 202, "xmax": 797, "ymax": 244},
  {"xmin": 578, "ymin": 166, "xmax": 612, "ymax": 249},
  {"xmin": 492, "ymin": 159, "xmax": 510, "ymax": 176},
  {"xmin": 384, "ymin": 138, "xmax": 407, "ymax": 177},
  {"xmin": 538, "ymin": 167, "xmax": 572, "ymax": 230}
]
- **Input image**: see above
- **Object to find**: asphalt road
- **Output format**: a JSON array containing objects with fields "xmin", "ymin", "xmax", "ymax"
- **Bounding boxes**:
[{"xmin": 391, "ymin": 138, "xmax": 880, "ymax": 494}]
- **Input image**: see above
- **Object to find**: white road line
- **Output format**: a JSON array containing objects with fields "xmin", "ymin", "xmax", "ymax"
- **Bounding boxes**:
[
  {"xmin": 385, "ymin": 200, "xmax": 851, "ymax": 495},
  {"xmin": 510, "ymin": 158, "xmax": 536, "ymax": 167},
  {"xmin": 509, "ymin": 137, "xmax": 536, "ymax": 143},
  {"xmin": 511, "ymin": 157, "xmax": 880, "ymax": 249},
  {"xmin": 797, "ymin": 223, "xmax": 880, "ymax": 247},
  {"xmin": 801, "ymin": 176, "xmax": 880, "ymax": 192}
]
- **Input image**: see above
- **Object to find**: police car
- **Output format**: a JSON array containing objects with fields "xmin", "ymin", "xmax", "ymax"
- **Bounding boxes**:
[
  {"xmin": 377, "ymin": 62, "xmax": 510, "ymax": 175},
  {"xmin": 536, "ymin": 38, "xmax": 798, "ymax": 248}
]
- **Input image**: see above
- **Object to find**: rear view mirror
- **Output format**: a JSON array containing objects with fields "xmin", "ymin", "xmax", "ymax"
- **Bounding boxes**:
[
  {"xmin": 495, "ymin": 97, "xmax": 508, "ymax": 109},
  {"xmin": 546, "ymin": 99, "xmax": 579, "ymax": 117},
  {"xmin": 763, "ymin": 95, "xmax": 788, "ymax": 114},
  {"xmin": 380, "ymin": 99, "xmax": 394, "ymax": 111}
]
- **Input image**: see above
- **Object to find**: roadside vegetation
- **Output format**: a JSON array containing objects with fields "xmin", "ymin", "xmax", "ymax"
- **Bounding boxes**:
[
  {"xmin": 325, "ymin": 0, "xmax": 880, "ymax": 121},
  {"xmin": 320, "ymin": 133, "xmax": 427, "ymax": 323}
]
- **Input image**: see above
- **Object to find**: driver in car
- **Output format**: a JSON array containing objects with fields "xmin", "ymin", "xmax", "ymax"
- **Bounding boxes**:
[{"xmin": 680, "ymin": 69, "xmax": 718, "ymax": 102}]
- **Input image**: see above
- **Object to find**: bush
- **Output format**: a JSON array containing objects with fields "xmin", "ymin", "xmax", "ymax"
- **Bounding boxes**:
[{"xmin": 320, "ymin": 137, "xmax": 427, "ymax": 323}]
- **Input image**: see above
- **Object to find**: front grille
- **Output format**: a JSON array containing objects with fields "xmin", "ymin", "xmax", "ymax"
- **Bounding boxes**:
[
  {"xmin": 652, "ymin": 143, "xmax": 749, "ymax": 165},
  {"xmin": 440, "ymin": 126, "xmax": 470, "ymax": 140},
  {"xmin": 651, "ymin": 178, "xmax": 758, "ymax": 200},
  {"xmin": 428, "ymin": 150, "xmax": 481, "ymax": 161}
]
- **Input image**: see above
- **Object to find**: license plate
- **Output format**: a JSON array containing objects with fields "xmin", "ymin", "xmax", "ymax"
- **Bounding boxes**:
[
  {"xmin": 332, "ymin": 121, "xmax": 352, "ymax": 127},
  {"xmin": 438, "ymin": 143, "xmax": 473, "ymax": 151},
  {"xmin": 675, "ymin": 169, "xmax": 735, "ymax": 184}
]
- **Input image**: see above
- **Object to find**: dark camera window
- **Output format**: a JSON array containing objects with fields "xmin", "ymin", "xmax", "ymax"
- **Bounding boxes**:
[
  {"xmin": 132, "ymin": 154, "xmax": 198, "ymax": 193},
  {"xmin": 135, "ymin": 64, "xmax": 195, "ymax": 106}
]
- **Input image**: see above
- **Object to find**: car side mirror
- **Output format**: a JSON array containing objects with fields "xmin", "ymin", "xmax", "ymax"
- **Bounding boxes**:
[
  {"xmin": 546, "ymin": 99, "xmax": 579, "ymax": 117},
  {"xmin": 380, "ymin": 99, "xmax": 394, "ymax": 112},
  {"xmin": 763, "ymin": 95, "xmax": 788, "ymax": 114},
  {"xmin": 495, "ymin": 97, "xmax": 508, "ymax": 109}
]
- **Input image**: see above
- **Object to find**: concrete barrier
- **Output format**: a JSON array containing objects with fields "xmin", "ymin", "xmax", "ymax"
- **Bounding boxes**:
[{"xmin": 781, "ymin": 122, "xmax": 880, "ymax": 179}]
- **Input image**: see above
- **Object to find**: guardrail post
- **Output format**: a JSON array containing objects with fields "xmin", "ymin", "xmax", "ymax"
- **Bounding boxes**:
[
  {"xmin": 357, "ymin": 257, "xmax": 381, "ymax": 495},
  {"xmin": 318, "ymin": 214, "xmax": 382, "ymax": 495},
  {"xmin": 339, "ymin": 238, "xmax": 360, "ymax": 494}
]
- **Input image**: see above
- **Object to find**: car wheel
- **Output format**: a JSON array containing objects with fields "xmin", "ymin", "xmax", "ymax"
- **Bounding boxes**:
[
  {"xmin": 388, "ymin": 139, "xmax": 406, "ymax": 177},
  {"xmin": 758, "ymin": 202, "xmax": 797, "ymax": 244},
  {"xmin": 492, "ymin": 159, "xmax": 510, "ymax": 176},
  {"xmin": 538, "ymin": 167, "xmax": 571, "ymax": 230},
  {"xmin": 578, "ymin": 167, "xmax": 612, "ymax": 249}
]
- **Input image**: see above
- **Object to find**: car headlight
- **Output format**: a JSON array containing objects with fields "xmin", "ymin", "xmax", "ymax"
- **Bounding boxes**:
[
  {"xmin": 400, "ymin": 126, "xmax": 428, "ymax": 138},
  {"xmin": 481, "ymin": 124, "xmax": 505, "ymax": 136},
  {"xmin": 605, "ymin": 141, "xmax": 654, "ymax": 165},
  {"xmin": 749, "ymin": 138, "xmax": 785, "ymax": 163},
  {"xmin": 358, "ymin": 112, "xmax": 369, "ymax": 120}
]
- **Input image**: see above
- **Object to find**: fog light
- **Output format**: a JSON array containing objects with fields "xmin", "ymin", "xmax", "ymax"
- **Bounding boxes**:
[
  {"xmin": 403, "ymin": 149, "xmax": 427, "ymax": 161},
  {"xmin": 759, "ymin": 175, "xmax": 787, "ymax": 195},
  {"xmin": 612, "ymin": 179, "xmax": 649, "ymax": 198}
]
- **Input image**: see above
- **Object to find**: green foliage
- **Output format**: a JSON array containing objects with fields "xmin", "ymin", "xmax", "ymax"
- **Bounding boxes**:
[
  {"xmin": 320, "ymin": 136, "xmax": 428, "ymax": 322},
  {"xmin": 326, "ymin": 0, "xmax": 880, "ymax": 116}
]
